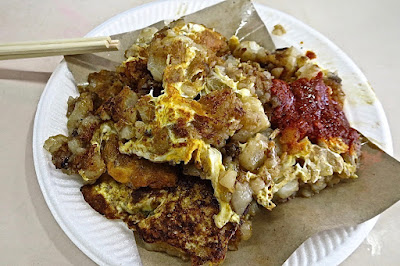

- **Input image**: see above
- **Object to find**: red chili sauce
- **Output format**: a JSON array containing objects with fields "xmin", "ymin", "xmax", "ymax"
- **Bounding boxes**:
[
  {"xmin": 306, "ymin": 50, "xmax": 317, "ymax": 59},
  {"xmin": 270, "ymin": 72, "xmax": 359, "ymax": 154}
]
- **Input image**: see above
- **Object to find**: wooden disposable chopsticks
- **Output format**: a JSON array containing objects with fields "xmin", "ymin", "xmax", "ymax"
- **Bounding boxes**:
[{"xmin": 0, "ymin": 36, "xmax": 120, "ymax": 60}]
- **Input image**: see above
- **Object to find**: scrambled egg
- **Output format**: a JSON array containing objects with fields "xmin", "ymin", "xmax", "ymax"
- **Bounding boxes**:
[
  {"xmin": 273, "ymin": 138, "xmax": 358, "ymax": 199},
  {"xmin": 120, "ymin": 23, "xmax": 242, "ymax": 227}
]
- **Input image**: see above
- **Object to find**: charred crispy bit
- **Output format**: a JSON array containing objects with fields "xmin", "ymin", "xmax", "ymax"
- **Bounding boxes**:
[
  {"xmin": 191, "ymin": 88, "xmax": 244, "ymax": 148},
  {"xmin": 81, "ymin": 176, "xmax": 129, "ymax": 220},
  {"xmin": 117, "ymin": 57, "xmax": 163, "ymax": 97},
  {"xmin": 132, "ymin": 178, "xmax": 238, "ymax": 265},
  {"xmin": 80, "ymin": 59, "xmax": 163, "ymax": 108},
  {"xmin": 67, "ymin": 92, "xmax": 95, "ymax": 135},
  {"xmin": 45, "ymin": 136, "xmax": 72, "ymax": 170},
  {"xmin": 189, "ymin": 26, "xmax": 229, "ymax": 56},
  {"xmin": 74, "ymin": 144, "xmax": 106, "ymax": 181},
  {"xmin": 80, "ymin": 70, "xmax": 126, "ymax": 102},
  {"xmin": 81, "ymin": 175, "xmax": 240, "ymax": 265},
  {"xmin": 198, "ymin": 88, "xmax": 243, "ymax": 117},
  {"xmin": 96, "ymin": 86, "xmax": 139, "ymax": 122},
  {"xmin": 44, "ymin": 133, "xmax": 106, "ymax": 181},
  {"xmin": 75, "ymin": 115, "xmax": 101, "ymax": 143},
  {"xmin": 135, "ymin": 95, "xmax": 156, "ymax": 123},
  {"xmin": 103, "ymin": 135, "xmax": 177, "ymax": 188}
]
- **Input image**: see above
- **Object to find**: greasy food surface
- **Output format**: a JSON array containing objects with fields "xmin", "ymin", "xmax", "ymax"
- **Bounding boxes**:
[
  {"xmin": 81, "ymin": 175, "xmax": 240, "ymax": 265},
  {"xmin": 44, "ymin": 21, "xmax": 361, "ymax": 264}
]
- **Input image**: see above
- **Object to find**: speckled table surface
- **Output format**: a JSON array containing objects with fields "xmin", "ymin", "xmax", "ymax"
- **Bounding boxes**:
[{"xmin": 0, "ymin": 0, "xmax": 399, "ymax": 265}]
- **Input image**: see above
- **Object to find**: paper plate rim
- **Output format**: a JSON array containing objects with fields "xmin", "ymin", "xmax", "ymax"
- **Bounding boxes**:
[{"xmin": 32, "ymin": 0, "xmax": 393, "ymax": 265}]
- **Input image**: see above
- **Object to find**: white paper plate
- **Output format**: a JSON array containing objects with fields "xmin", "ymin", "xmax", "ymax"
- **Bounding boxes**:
[{"xmin": 33, "ymin": 0, "xmax": 393, "ymax": 265}]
